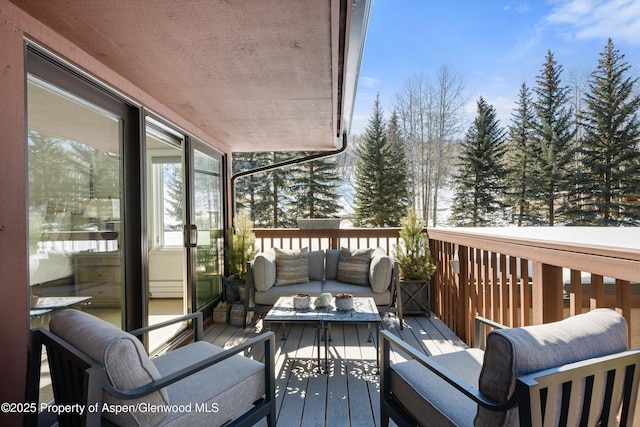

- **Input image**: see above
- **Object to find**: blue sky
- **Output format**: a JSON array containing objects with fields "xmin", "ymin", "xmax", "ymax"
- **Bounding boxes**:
[{"xmin": 351, "ymin": 0, "xmax": 640, "ymax": 136}]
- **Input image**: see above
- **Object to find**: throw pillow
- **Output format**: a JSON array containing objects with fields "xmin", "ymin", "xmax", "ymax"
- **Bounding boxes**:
[
  {"xmin": 274, "ymin": 247, "xmax": 309, "ymax": 285},
  {"xmin": 336, "ymin": 247, "xmax": 372, "ymax": 286}
]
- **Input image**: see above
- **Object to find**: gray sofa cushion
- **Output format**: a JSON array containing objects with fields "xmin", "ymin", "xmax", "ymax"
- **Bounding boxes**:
[
  {"xmin": 390, "ymin": 348, "xmax": 485, "ymax": 427},
  {"xmin": 275, "ymin": 247, "xmax": 309, "ymax": 285},
  {"xmin": 336, "ymin": 247, "xmax": 373, "ymax": 286},
  {"xmin": 325, "ymin": 249, "xmax": 340, "ymax": 280},
  {"xmin": 322, "ymin": 280, "xmax": 392, "ymax": 305},
  {"xmin": 50, "ymin": 309, "xmax": 169, "ymax": 426},
  {"xmin": 369, "ymin": 250, "xmax": 393, "ymax": 293},
  {"xmin": 308, "ymin": 250, "xmax": 325, "ymax": 281},
  {"xmin": 255, "ymin": 281, "xmax": 324, "ymax": 305},
  {"xmin": 476, "ymin": 308, "xmax": 629, "ymax": 426},
  {"xmin": 253, "ymin": 248, "xmax": 276, "ymax": 291},
  {"xmin": 154, "ymin": 341, "xmax": 265, "ymax": 426}
]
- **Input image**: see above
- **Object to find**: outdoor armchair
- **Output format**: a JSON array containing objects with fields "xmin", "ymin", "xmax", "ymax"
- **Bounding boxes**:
[
  {"xmin": 379, "ymin": 308, "xmax": 640, "ymax": 426},
  {"xmin": 25, "ymin": 309, "xmax": 276, "ymax": 427}
]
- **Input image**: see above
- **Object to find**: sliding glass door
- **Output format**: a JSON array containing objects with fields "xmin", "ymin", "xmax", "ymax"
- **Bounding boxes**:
[
  {"xmin": 188, "ymin": 141, "xmax": 224, "ymax": 309},
  {"xmin": 27, "ymin": 69, "xmax": 127, "ymax": 330},
  {"xmin": 27, "ymin": 49, "xmax": 224, "ymax": 351},
  {"xmin": 146, "ymin": 120, "xmax": 187, "ymax": 350}
]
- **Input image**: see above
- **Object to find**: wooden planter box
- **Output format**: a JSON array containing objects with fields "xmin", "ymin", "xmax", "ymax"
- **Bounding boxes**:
[{"xmin": 399, "ymin": 279, "xmax": 430, "ymax": 315}]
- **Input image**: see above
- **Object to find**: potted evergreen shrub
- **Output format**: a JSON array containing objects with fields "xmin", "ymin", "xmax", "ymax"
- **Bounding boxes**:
[
  {"xmin": 225, "ymin": 209, "xmax": 257, "ymax": 302},
  {"xmin": 396, "ymin": 207, "xmax": 436, "ymax": 315}
]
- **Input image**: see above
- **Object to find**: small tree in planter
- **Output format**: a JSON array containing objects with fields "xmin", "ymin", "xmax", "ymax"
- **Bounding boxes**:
[
  {"xmin": 396, "ymin": 207, "xmax": 436, "ymax": 315},
  {"xmin": 225, "ymin": 209, "xmax": 257, "ymax": 301}
]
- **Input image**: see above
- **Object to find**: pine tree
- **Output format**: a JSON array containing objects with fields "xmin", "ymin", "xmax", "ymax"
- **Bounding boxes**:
[
  {"xmin": 530, "ymin": 51, "xmax": 576, "ymax": 225},
  {"xmin": 450, "ymin": 97, "xmax": 507, "ymax": 226},
  {"xmin": 383, "ymin": 110, "xmax": 409, "ymax": 226},
  {"xmin": 353, "ymin": 95, "xmax": 408, "ymax": 227},
  {"xmin": 354, "ymin": 95, "xmax": 387, "ymax": 227},
  {"xmin": 506, "ymin": 83, "xmax": 537, "ymax": 225},
  {"xmin": 233, "ymin": 152, "xmax": 272, "ymax": 226},
  {"xmin": 578, "ymin": 39, "xmax": 640, "ymax": 225},
  {"xmin": 290, "ymin": 157, "xmax": 342, "ymax": 219}
]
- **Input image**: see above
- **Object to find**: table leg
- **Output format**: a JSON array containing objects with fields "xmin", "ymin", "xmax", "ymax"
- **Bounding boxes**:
[
  {"xmin": 324, "ymin": 322, "xmax": 329, "ymax": 371},
  {"xmin": 374, "ymin": 322, "xmax": 381, "ymax": 373},
  {"xmin": 316, "ymin": 322, "xmax": 323, "ymax": 373}
]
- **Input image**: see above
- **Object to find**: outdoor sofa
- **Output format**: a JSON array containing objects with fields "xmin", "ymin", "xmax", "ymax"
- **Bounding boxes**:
[{"xmin": 243, "ymin": 247, "xmax": 399, "ymax": 326}]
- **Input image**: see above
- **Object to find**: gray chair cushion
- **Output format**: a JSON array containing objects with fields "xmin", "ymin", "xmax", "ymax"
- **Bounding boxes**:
[
  {"xmin": 274, "ymin": 247, "xmax": 309, "ymax": 286},
  {"xmin": 477, "ymin": 308, "xmax": 629, "ymax": 426},
  {"xmin": 390, "ymin": 348, "xmax": 485, "ymax": 427},
  {"xmin": 49, "ymin": 309, "xmax": 169, "ymax": 426},
  {"xmin": 336, "ymin": 247, "xmax": 372, "ymax": 286},
  {"xmin": 153, "ymin": 341, "xmax": 265, "ymax": 427}
]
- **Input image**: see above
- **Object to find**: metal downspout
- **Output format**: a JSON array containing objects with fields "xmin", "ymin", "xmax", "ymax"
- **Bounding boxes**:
[{"xmin": 230, "ymin": 132, "xmax": 348, "ymax": 220}]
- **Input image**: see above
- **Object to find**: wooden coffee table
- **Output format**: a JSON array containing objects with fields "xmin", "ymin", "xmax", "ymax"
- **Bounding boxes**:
[{"xmin": 264, "ymin": 296, "xmax": 381, "ymax": 372}]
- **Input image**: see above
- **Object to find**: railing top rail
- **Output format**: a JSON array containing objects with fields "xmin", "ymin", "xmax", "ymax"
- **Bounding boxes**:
[
  {"xmin": 252, "ymin": 227, "xmax": 401, "ymax": 237},
  {"xmin": 427, "ymin": 226, "xmax": 640, "ymax": 282},
  {"xmin": 428, "ymin": 227, "xmax": 640, "ymax": 261}
]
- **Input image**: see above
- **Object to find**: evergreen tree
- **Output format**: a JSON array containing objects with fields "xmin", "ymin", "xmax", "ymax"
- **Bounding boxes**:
[
  {"xmin": 505, "ymin": 83, "xmax": 537, "ymax": 225},
  {"xmin": 578, "ymin": 39, "xmax": 640, "ymax": 225},
  {"xmin": 530, "ymin": 51, "xmax": 576, "ymax": 225},
  {"xmin": 266, "ymin": 152, "xmax": 296, "ymax": 227},
  {"xmin": 450, "ymin": 97, "xmax": 507, "ymax": 226},
  {"xmin": 383, "ymin": 110, "xmax": 409, "ymax": 226},
  {"xmin": 290, "ymin": 157, "xmax": 342, "ymax": 219},
  {"xmin": 353, "ymin": 95, "xmax": 408, "ymax": 227},
  {"xmin": 233, "ymin": 152, "xmax": 272, "ymax": 225}
]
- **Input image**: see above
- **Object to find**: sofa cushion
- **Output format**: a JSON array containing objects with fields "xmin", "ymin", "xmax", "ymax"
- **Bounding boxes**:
[
  {"xmin": 390, "ymin": 348, "xmax": 484, "ymax": 427},
  {"xmin": 255, "ymin": 281, "xmax": 324, "ymax": 305},
  {"xmin": 153, "ymin": 341, "xmax": 265, "ymax": 426},
  {"xmin": 336, "ymin": 247, "xmax": 373, "ymax": 286},
  {"xmin": 49, "ymin": 309, "xmax": 169, "ymax": 426},
  {"xmin": 308, "ymin": 250, "xmax": 325, "ymax": 281},
  {"xmin": 274, "ymin": 247, "xmax": 309, "ymax": 286},
  {"xmin": 325, "ymin": 249, "xmax": 340, "ymax": 280},
  {"xmin": 253, "ymin": 248, "xmax": 276, "ymax": 291},
  {"xmin": 369, "ymin": 249, "xmax": 393, "ymax": 293},
  {"xmin": 476, "ymin": 308, "xmax": 629, "ymax": 426},
  {"xmin": 322, "ymin": 281, "xmax": 391, "ymax": 305}
]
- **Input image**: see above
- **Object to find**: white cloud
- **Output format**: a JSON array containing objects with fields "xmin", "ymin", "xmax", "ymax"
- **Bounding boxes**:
[
  {"xmin": 546, "ymin": 0, "xmax": 640, "ymax": 45},
  {"xmin": 504, "ymin": 3, "xmax": 532, "ymax": 14},
  {"xmin": 360, "ymin": 76, "xmax": 381, "ymax": 88}
]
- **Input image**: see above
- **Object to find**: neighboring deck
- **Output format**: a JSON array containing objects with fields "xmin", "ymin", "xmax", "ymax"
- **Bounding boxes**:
[{"xmin": 202, "ymin": 314, "xmax": 467, "ymax": 427}]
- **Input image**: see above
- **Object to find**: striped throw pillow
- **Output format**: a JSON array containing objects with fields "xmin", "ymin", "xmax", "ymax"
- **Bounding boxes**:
[
  {"xmin": 274, "ymin": 247, "xmax": 309, "ymax": 286},
  {"xmin": 336, "ymin": 247, "xmax": 372, "ymax": 286}
]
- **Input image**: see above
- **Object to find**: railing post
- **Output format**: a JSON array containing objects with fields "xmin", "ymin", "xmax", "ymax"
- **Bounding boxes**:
[
  {"xmin": 531, "ymin": 262, "xmax": 563, "ymax": 325},
  {"xmin": 458, "ymin": 245, "xmax": 470, "ymax": 345}
]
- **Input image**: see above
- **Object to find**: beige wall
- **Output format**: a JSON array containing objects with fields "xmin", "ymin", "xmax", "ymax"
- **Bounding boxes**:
[
  {"xmin": 0, "ymin": 2, "xmax": 231, "ymax": 422},
  {"xmin": 0, "ymin": 4, "xmax": 29, "ymax": 421}
]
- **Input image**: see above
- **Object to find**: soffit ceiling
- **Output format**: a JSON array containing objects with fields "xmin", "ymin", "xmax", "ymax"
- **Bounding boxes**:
[{"xmin": 11, "ymin": 0, "xmax": 368, "ymax": 153}]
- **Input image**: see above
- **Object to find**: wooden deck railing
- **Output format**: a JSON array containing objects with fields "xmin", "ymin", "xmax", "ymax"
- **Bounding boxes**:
[
  {"xmin": 252, "ymin": 227, "xmax": 402, "ymax": 255},
  {"xmin": 251, "ymin": 226, "xmax": 640, "ymax": 348},
  {"xmin": 428, "ymin": 227, "xmax": 640, "ymax": 348}
]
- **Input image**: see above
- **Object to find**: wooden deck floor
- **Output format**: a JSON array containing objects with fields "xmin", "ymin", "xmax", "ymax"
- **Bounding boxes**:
[{"xmin": 202, "ymin": 314, "xmax": 467, "ymax": 427}]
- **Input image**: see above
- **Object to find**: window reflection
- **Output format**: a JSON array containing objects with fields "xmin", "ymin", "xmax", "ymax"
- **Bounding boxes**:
[{"xmin": 27, "ymin": 76, "xmax": 123, "ymax": 330}]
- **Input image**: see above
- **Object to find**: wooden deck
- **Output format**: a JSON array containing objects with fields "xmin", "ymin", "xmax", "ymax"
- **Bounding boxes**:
[{"xmin": 202, "ymin": 314, "xmax": 467, "ymax": 427}]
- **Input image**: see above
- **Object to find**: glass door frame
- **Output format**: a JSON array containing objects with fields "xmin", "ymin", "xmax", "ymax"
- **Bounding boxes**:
[
  {"xmin": 185, "ymin": 136, "xmax": 226, "ymax": 313},
  {"xmin": 26, "ymin": 46, "xmax": 144, "ymax": 332}
]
